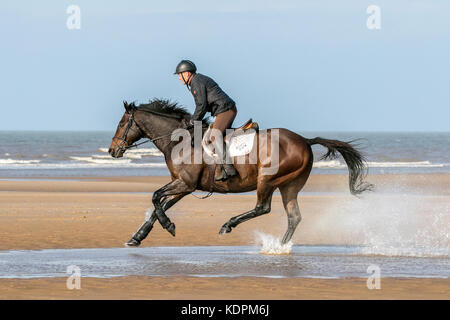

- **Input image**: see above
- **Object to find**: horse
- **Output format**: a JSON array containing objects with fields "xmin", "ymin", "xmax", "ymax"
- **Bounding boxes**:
[{"xmin": 109, "ymin": 99, "xmax": 374, "ymax": 247}]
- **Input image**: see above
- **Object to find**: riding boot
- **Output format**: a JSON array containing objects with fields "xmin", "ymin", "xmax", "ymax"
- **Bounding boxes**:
[
  {"xmin": 217, "ymin": 164, "xmax": 237, "ymax": 181},
  {"xmin": 215, "ymin": 147, "xmax": 237, "ymax": 181}
]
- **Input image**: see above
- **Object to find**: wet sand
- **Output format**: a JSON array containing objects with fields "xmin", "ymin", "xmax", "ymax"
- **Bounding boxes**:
[
  {"xmin": 0, "ymin": 174, "xmax": 449, "ymax": 299},
  {"xmin": 0, "ymin": 276, "xmax": 448, "ymax": 300}
]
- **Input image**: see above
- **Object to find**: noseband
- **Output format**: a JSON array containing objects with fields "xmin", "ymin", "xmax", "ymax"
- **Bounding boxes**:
[{"xmin": 111, "ymin": 112, "xmax": 140, "ymax": 154}]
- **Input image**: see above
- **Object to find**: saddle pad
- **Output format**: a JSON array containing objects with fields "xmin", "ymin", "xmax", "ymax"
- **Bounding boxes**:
[{"xmin": 228, "ymin": 130, "xmax": 257, "ymax": 157}]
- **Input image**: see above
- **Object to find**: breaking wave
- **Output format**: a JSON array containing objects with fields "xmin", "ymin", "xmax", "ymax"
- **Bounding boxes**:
[
  {"xmin": 0, "ymin": 159, "xmax": 41, "ymax": 164},
  {"xmin": 0, "ymin": 161, "xmax": 167, "ymax": 169},
  {"xmin": 98, "ymin": 147, "xmax": 163, "ymax": 157},
  {"xmin": 313, "ymin": 160, "xmax": 446, "ymax": 169},
  {"xmin": 69, "ymin": 156, "xmax": 132, "ymax": 164}
]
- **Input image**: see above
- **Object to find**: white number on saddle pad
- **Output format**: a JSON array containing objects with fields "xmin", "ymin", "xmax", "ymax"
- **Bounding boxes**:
[{"xmin": 228, "ymin": 130, "xmax": 256, "ymax": 157}]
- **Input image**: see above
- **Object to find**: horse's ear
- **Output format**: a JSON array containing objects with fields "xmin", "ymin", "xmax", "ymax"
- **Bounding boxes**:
[{"xmin": 123, "ymin": 100, "xmax": 135, "ymax": 113}]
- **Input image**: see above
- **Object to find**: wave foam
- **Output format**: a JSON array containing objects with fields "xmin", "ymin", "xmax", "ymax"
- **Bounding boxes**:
[
  {"xmin": 0, "ymin": 162, "xmax": 168, "ymax": 169},
  {"xmin": 70, "ymin": 156, "xmax": 132, "ymax": 165},
  {"xmin": 313, "ymin": 160, "xmax": 343, "ymax": 168},
  {"xmin": 98, "ymin": 147, "xmax": 163, "ymax": 157},
  {"xmin": 84, "ymin": 154, "xmax": 143, "ymax": 160},
  {"xmin": 368, "ymin": 160, "xmax": 445, "ymax": 168},
  {"xmin": 0, "ymin": 159, "xmax": 41, "ymax": 164},
  {"xmin": 313, "ymin": 160, "xmax": 446, "ymax": 169}
]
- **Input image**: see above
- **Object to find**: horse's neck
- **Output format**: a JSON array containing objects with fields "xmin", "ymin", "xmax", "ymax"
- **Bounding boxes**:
[{"xmin": 135, "ymin": 113, "xmax": 179, "ymax": 156}]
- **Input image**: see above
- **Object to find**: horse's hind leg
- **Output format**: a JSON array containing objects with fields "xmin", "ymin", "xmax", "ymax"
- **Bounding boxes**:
[
  {"xmin": 219, "ymin": 184, "xmax": 275, "ymax": 235},
  {"xmin": 279, "ymin": 177, "xmax": 307, "ymax": 244}
]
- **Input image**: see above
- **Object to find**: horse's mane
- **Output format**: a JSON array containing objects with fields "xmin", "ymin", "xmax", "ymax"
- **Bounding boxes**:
[
  {"xmin": 138, "ymin": 99, "xmax": 190, "ymax": 119},
  {"xmin": 127, "ymin": 98, "xmax": 210, "ymax": 124}
]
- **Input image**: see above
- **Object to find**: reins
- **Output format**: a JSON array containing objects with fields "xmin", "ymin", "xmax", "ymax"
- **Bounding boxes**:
[
  {"xmin": 124, "ymin": 133, "xmax": 172, "ymax": 150},
  {"xmin": 191, "ymin": 192, "xmax": 213, "ymax": 199}
]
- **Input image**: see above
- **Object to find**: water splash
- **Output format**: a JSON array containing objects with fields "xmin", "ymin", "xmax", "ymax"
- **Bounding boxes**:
[
  {"xmin": 254, "ymin": 231, "xmax": 293, "ymax": 255},
  {"xmin": 359, "ymin": 202, "xmax": 450, "ymax": 257},
  {"xmin": 305, "ymin": 191, "xmax": 450, "ymax": 258}
]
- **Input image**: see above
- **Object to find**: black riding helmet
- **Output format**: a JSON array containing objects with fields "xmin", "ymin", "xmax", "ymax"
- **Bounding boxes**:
[
  {"xmin": 175, "ymin": 60, "xmax": 197, "ymax": 92},
  {"xmin": 174, "ymin": 60, "xmax": 197, "ymax": 74}
]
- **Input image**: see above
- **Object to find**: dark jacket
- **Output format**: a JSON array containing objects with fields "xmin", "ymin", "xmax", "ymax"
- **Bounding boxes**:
[{"xmin": 189, "ymin": 73, "xmax": 236, "ymax": 121}]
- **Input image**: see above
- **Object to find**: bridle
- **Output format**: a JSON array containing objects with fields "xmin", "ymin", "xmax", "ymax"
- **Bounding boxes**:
[
  {"xmin": 111, "ymin": 108, "xmax": 213, "ymax": 199},
  {"xmin": 111, "ymin": 111, "xmax": 173, "ymax": 153}
]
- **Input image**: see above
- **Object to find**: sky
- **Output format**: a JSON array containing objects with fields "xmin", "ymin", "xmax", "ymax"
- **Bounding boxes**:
[{"xmin": 0, "ymin": 0, "xmax": 449, "ymax": 132}]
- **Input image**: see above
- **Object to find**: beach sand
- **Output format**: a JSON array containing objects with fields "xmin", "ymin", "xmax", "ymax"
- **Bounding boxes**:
[
  {"xmin": 1, "ymin": 276, "xmax": 448, "ymax": 300},
  {"xmin": 0, "ymin": 174, "xmax": 448, "ymax": 299}
]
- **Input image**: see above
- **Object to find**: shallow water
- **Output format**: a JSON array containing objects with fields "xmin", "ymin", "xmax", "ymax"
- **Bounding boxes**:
[{"xmin": 0, "ymin": 245, "xmax": 448, "ymax": 279}]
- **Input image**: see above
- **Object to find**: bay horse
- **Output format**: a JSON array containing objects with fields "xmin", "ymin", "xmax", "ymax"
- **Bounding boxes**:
[{"xmin": 109, "ymin": 99, "xmax": 373, "ymax": 246}]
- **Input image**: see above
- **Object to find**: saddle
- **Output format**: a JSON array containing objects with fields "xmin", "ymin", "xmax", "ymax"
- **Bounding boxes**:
[
  {"xmin": 223, "ymin": 118, "xmax": 259, "ymax": 149},
  {"xmin": 206, "ymin": 118, "xmax": 259, "ymax": 132},
  {"xmin": 203, "ymin": 119, "xmax": 259, "ymax": 192},
  {"xmin": 203, "ymin": 118, "xmax": 259, "ymax": 151},
  {"xmin": 233, "ymin": 118, "xmax": 259, "ymax": 132}
]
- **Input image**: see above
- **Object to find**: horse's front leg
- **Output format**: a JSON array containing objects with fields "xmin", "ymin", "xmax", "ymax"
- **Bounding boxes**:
[
  {"xmin": 152, "ymin": 179, "xmax": 195, "ymax": 235},
  {"xmin": 125, "ymin": 194, "xmax": 184, "ymax": 246}
]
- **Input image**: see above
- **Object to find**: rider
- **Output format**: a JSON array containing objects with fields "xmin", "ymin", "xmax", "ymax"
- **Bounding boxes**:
[{"xmin": 174, "ymin": 59, "xmax": 237, "ymax": 181}]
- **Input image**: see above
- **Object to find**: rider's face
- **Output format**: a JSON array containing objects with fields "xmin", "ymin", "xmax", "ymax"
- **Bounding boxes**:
[{"xmin": 178, "ymin": 71, "xmax": 192, "ymax": 84}]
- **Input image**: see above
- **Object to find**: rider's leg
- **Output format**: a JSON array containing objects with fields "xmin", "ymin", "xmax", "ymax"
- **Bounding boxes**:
[{"xmin": 212, "ymin": 107, "xmax": 237, "ymax": 181}]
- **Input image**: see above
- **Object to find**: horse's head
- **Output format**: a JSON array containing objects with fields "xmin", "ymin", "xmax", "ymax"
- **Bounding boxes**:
[{"xmin": 109, "ymin": 101, "xmax": 143, "ymax": 158}]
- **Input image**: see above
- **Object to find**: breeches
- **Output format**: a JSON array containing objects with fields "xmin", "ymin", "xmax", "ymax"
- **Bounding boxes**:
[{"xmin": 212, "ymin": 107, "xmax": 237, "ymax": 135}]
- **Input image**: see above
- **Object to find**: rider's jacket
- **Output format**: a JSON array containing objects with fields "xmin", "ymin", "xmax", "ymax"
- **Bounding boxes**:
[{"xmin": 189, "ymin": 73, "xmax": 236, "ymax": 121}]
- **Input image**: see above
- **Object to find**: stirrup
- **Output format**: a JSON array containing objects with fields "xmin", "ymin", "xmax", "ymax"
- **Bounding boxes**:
[
  {"xmin": 215, "ymin": 165, "xmax": 226, "ymax": 181},
  {"xmin": 215, "ymin": 164, "xmax": 236, "ymax": 181}
]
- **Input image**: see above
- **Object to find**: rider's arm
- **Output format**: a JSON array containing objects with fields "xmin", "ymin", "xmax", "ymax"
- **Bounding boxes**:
[{"xmin": 191, "ymin": 81, "xmax": 208, "ymax": 122}]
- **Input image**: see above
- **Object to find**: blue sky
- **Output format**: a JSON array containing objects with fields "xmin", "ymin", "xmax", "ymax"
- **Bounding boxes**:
[{"xmin": 1, "ymin": 0, "xmax": 449, "ymax": 131}]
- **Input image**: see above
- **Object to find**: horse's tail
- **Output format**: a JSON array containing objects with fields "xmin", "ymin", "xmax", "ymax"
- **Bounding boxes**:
[{"xmin": 306, "ymin": 137, "xmax": 374, "ymax": 195}]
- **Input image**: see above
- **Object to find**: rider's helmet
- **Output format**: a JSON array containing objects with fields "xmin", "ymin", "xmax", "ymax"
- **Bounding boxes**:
[{"xmin": 174, "ymin": 60, "xmax": 197, "ymax": 74}]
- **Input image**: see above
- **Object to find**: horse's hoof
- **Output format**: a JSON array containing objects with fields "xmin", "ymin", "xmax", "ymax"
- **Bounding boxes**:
[
  {"xmin": 124, "ymin": 238, "xmax": 141, "ymax": 247},
  {"xmin": 219, "ymin": 224, "xmax": 232, "ymax": 235},
  {"xmin": 166, "ymin": 223, "xmax": 176, "ymax": 237}
]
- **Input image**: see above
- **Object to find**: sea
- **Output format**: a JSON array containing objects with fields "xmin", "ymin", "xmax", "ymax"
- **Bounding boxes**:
[{"xmin": 0, "ymin": 131, "xmax": 449, "ymax": 178}]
